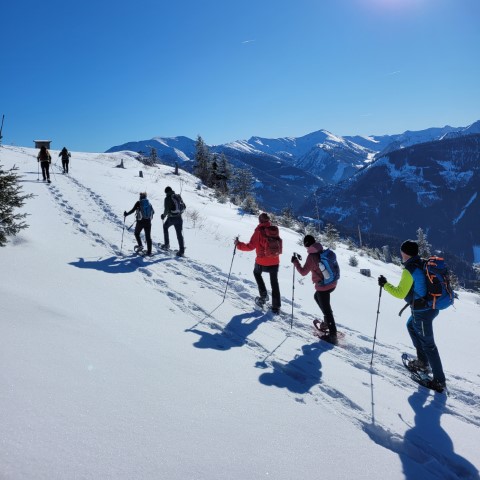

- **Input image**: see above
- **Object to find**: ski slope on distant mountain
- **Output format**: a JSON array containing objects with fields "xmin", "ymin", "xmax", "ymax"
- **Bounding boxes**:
[{"xmin": 1, "ymin": 145, "xmax": 479, "ymax": 480}]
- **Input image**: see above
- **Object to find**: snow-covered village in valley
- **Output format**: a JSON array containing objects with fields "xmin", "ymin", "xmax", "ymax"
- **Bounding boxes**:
[{"xmin": 0, "ymin": 141, "xmax": 479, "ymax": 479}]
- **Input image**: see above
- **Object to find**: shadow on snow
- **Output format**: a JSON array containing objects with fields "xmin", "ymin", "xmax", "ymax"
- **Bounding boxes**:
[
  {"xmin": 188, "ymin": 310, "xmax": 269, "ymax": 351},
  {"xmin": 69, "ymin": 255, "xmax": 169, "ymax": 274},
  {"xmin": 363, "ymin": 387, "xmax": 479, "ymax": 480},
  {"xmin": 258, "ymin": 341, "xmax": 334, "ymax": 394}
]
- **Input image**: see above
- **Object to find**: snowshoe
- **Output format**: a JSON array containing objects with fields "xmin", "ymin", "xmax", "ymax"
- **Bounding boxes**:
[
  {"xmin": 134, "ymin": 245, "xmax": 145, "ymax": 254},
  {"xmin": 401, "ymin": 354, "xmax": 446, "ymax": 393},
  {"xmin": 254, "ymin": 296, "xmax": 269, "ymax": 308},
  {"xmin": 313, "ymin": 319, "xmax": 329, "ymax": 333},
  {"xmin": 313, "ymin": 320, "xmax": 343, "ymax": 345},
  {"xmin": 401, "ymin": 353, "xmax": 431, "ymax": 374}
]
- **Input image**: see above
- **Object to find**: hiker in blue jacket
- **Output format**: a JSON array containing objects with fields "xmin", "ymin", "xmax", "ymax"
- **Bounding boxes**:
[
  {"xmin": 378, "ymin": 240, "xmax": 446, "ymax": 392},
  {"xmin": 124, "ymin": 192, "xmax": 154, "ymax": 255}
]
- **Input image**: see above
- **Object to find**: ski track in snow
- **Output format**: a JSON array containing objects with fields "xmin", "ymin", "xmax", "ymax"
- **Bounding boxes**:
[{"xmin": 45, "ymin": 168, "xmax": 480, "ymax": 479}]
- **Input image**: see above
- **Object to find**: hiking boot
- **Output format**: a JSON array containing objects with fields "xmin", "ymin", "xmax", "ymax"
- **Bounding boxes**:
[
  {"xmin": 160, "ymin": 244, "xmax": 170, "ymax": 250},
  {"xmin": 429, "ymin": 379, "xmax": 446, "ymax": 393},
  {"xmin": 176, "ymin": 250, "xmax": 184, "ymax": 257},
  {"xmin": 408, "ymin": 358, "xmax": 430, "ymax": 373},
  {"xmin": 321, "ymin": 332, "xmax": 338, "ymax": 345},
  {"xmin": 318, "ymin": 321, "xmax": 329, "ymax": 333},
  {"xmin": 271, "ymin": 307, "xmax": 280, "ymax": 315},
  {"xmin": 255, "ymin": 295, "xmax": 269, "ymax": 308}
]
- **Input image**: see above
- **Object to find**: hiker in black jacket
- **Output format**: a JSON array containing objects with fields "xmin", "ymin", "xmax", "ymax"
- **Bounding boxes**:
[
  {"xmin": 58, "ymin": 147, "xmax": 71, "ymax": 174},
  {"xmin": 124, "ymin": 192, "xmax": 154, "ymax": 255},
  {"xmin": 37, "ymin": 146, "xmax": 52, "ymax": 182},
  {"xmin": 160, "ymin": 186, "xmax": 185, "ymax": 257}
]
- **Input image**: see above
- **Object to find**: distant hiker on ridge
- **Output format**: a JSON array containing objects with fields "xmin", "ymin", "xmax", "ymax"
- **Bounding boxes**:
[
  {"xmin": 37, "ymin": 145, "xmax": 52, "ymax": 183},
  {"xmin": 160, "ymin": 186, "xmax": 186, "ymax": 257},
  {"xmin": 124, "ymin": 192, "xmax": 154, "ymax": 256},
  {"xmin": 291, "ymin": 234, "xmax": 340, "ymax": 344},
  {"xmin": 235, "ymin": 213, "xmax": 282, "ymax": 314},
  {"xmin": 58, "ymin": 147, "xmax": 71, "ymax": 174},
  {"xmin": 378, "ymin": 240, "xmax": 447, "ymax": 392}
]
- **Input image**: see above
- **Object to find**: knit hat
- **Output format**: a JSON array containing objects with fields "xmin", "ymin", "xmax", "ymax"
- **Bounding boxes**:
[
  {"xmin": 303, "ymin": 235, "xmax": 316, "ymax": 247},
  {"xmin": 139, "ymin": 192, "xmax": 147, "ymax": 199},
  {"xmin": 258, "ymin": 212, "xmax": 270, "ymax": 223},
  {"xmin": 400, "ymin": 240, "xmax": 419, "ymax": 257},
  {"xmin": 165, "ymin": 186, "xmax": 173, "ymax": 194}
]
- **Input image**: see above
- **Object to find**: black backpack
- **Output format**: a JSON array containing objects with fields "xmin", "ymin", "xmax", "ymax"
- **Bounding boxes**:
[{"xmin": 171, "ymin": 194, "xmax": 186, "ymax": 214}]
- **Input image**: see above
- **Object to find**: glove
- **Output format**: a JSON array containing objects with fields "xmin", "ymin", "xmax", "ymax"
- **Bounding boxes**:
[
  {"xmin": 123, "ymin": 211, "xmax": 127, "ymax": 217},
  {"xmin": 378, "ymin": 275, "xmax": 387, "ymax": 287},
  {"xmin": 291, "ymin": 255, "xmax": 297, "ymax": 263},
  {"xmin": 161, "ymin": 214, "xmax": 165, "ymax": 220}
]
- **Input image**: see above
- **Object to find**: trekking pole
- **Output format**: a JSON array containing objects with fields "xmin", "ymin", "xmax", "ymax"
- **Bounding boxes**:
[
  {"xmin": 291, "ymin": 252, "xmax": 302, "ymax": 329},
  {"xmin": 126, "ymin": 220, "xmax": 135, "ymax": 231},
  {"xmin": 185, "ymin": 237, "xmax": 238, "ymax": 331},
  {"xmin": 370, "ymin": 286, "xmax": 383, "ymax": 366},
  {"xmin": 120, "ymin": 216, "xmax": 126, "ymax": 253},
  {"xmin": 222, "ymin": 237, "xmax": 238, "ymax": 302},
  {"xmin": 291, "ymin": 265, "xmax": 295, "ymax": 329}
]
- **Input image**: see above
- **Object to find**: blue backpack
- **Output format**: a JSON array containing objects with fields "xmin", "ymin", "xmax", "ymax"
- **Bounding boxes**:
[
  {"xmin": 423, "ymin": 256, "xmax": 454, "ymax": 310},
  {"xmin": 138, "ymin": 198, "xmax": 153, "ymax": 220},
  {"xmin": 317, "ymin": 248, "xmax": 340, "ymax": 286}
]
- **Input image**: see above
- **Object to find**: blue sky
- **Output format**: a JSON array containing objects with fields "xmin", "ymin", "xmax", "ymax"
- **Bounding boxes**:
[{"xmin": 1, "ymin": 0, "xmax": 479, "ymax": 152}]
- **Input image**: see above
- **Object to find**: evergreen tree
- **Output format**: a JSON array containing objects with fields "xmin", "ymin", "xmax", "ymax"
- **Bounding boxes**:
[
  {"xmin": 148, "ymin": 147, "xmax": 159, "ymax": 166},
  {"xmin": 229, "ymin": 167, "xmax": 255, "ymax": 201},
  {"xmin": 324, "ymin": 223, "xmax": 340, "ymax": 249},
  {"xmin": 241, "ymin": 194, "xmax": 259, "ymax": 215},
  {"xmin": 216, "ymin": 154, "xmax": 231, "ymax": 194},
  {"xmin": 279, "ymin": 205, "xmax": 295, "ymax": 228},
  {"xmin": 0, "ymin": 164, "xmax": 33, "ymax": 246},
  {"xmin": 416, "ymin": 227, "xmax": 432, "ymax": 258},
  {"xmin": 209, "ymin": 155, "xmax": 220, "ymax": 190},
  {"xmin": 194, "ymin": 135, "xmax": 211, "ymax": 185}
]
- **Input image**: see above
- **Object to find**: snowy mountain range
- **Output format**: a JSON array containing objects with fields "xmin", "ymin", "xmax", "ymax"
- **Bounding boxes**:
[
  {"xmin": 106, "ymin": 121, "xmax": 480, "ymax": 185},
  {"xmin": 308, "ymin": 133, "xmax": 480, "ymax": 266},
  {"xmin": 1, "ymin": 144, "xmax": 479, "ymax": 479}
]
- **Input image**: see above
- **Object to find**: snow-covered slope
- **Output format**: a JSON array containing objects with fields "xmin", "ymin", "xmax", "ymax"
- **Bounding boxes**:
[{"xmin": 1, "ymin": 145, "xmax": 479, "ymax": 480}]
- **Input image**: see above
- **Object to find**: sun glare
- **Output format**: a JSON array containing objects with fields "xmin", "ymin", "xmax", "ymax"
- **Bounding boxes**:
[{"xmin": 359, "ymin": 0, "xmax": 425, "ymax": 12}]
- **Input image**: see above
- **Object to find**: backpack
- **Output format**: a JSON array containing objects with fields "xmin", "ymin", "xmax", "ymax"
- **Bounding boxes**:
[
  {"xmin": 259, "ymin": 226, "xmax": 283, "ymax": 257},
  {"xmin": 171, "ymin": 193, "xmax": 186, "ymax": 215},
  {"xmin": 39, "ymin": 150, "xmax": 50, "ymax": 161},
  {"xmin": 422, "ymin": 256, "xmax": 454, "ymax": 310},
  {"xmin": 137, "ymin": 198, "xmax": 154, "ymax": 220},
  {"xmin": 317, "ymin": 248, "xmax": 340, "ymax": 286}
]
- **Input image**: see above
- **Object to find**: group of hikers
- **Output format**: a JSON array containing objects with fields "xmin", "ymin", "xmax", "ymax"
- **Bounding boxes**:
[
  {"xmin": 234, "ymin": 212, "xmax": 449, "ymax": 393},
  {"xmin": 35, "ymin": 144, "xmax": 449, "ymax": 393},
  {"xmin": 37, "ymin": 146, "xmax": 71, "ymax": 182},
  {"xmin": 123, "ymin": 187, "xmax": 186, "ymax": 257}
]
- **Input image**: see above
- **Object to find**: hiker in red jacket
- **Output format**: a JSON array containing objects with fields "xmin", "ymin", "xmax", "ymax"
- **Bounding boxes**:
[{"xmin": 235, "ymin": 213, "xmax": 282, "ymax": 314}]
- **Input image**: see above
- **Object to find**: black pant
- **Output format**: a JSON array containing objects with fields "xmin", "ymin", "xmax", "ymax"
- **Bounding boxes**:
[
  {"xmin": 163, "ymin": 216, "xmax": 184, "ymax": 253},
  {"xmin": 40, "ymin": 161, "xmax": 50, "ymax": 180},
  {"xmin": 314, "ymin": 287, "xmax": 336, "ymax": 333},
  {"xmin": 253, "ymin": 263, "xmax": 281, "ymax": 309},
  {"xmin": 62, "ymin": 160, "xmax": 69, "ymax": 173},
  {"xmin": 134, "ymin": 219, "xmax": 152, "ymax": 254}
]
